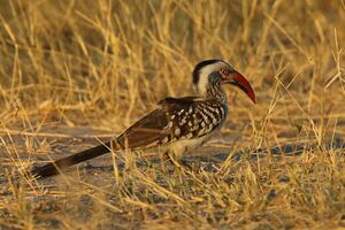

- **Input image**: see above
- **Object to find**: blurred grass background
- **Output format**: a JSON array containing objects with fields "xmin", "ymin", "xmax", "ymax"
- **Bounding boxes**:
[{"xmin": 0, "ymin": 0, "xmax": 345, "ymax": 229}]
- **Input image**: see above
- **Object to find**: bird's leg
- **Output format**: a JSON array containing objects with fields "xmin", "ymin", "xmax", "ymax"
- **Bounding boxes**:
[
  {"xmin": 163, "ymin": 151, "xmax": 193, "ymax": 172},
  {"xmin": 159, "ymin": 151, "xmax": 174, "ymax": 172},
  {"xmin": 166, "ymin": 152, "xmax": 182, "ymax": 169}
]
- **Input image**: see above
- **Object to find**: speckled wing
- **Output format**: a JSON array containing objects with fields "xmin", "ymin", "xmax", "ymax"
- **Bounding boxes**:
[
  {"xmin": 158, "ymin": 97, "xmax": 227, "ymax": 143},
  {"xmin": 115, "ymin": 97, "xmax": 197, "ymax": 149},
  {"xmin": 116, "ymin": 96, "xmax": 227, "ymax": 150}
]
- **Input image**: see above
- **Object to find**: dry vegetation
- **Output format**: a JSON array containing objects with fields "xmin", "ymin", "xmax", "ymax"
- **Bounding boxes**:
[{"xmin": 0, "ymin": 0, "xmax": 345, "ymax": 229}]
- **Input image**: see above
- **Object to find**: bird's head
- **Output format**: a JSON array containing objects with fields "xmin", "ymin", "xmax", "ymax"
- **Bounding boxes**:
[{"xmin": 192, "ymin": 59, "xmax": 256, "ymax": 103}]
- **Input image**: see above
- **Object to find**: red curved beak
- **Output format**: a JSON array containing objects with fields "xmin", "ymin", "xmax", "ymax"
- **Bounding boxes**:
[{"xmin": 229, "ymin": 71, "xmax": 256, "ymax": 104}]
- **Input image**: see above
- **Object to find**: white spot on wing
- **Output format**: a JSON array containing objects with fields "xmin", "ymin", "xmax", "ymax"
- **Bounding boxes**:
[
  {"xmin": 179, "ymin": 116, "xmax": 187, "ymax": 125},
  {"xmin": 175, "ymin": 128, "xmax": 181, "ymax": 136},
  {"xmin": 161, "ymin": 137, "xmax": 169, "ymax": 144},
  {"xmin": 198, "ymin": 111, "xmax": 209, "ymax": 122},
  {"xmin": 177, "ymin": 109, "xmax": 185, "ymax": 115},
  {"xmin": 188, "ymin": 107, "xmax": 193, "ymax": 114}
]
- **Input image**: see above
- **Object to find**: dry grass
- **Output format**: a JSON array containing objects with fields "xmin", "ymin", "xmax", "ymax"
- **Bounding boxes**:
[{"xmin": 0, "ymin": 0, "xmax": 345, "ymax": 229}]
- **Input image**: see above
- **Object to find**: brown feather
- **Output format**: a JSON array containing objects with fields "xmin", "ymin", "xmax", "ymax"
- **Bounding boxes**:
[{"xmin": 116, "ymin": 109, "xmax": 171, "ymax": 149}]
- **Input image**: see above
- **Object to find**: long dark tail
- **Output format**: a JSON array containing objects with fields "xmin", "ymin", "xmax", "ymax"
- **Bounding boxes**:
[{"xmin": 31, "ymin": 141, "xmax": 113, "ymax": 179}]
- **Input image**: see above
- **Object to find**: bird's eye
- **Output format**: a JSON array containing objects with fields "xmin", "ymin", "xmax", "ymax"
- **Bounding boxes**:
[{"xmin": 220, "ymin": 68, "xmax": 230, "ymax": 76}]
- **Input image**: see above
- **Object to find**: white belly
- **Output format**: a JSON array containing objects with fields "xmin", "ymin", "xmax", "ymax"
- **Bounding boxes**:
[{"xmin": 167, "ymin": 134, "xmax": 213, "ymax": 159}]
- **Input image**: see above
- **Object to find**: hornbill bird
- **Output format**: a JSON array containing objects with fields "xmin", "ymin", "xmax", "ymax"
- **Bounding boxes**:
[{"xmin": 32, "ymin": 59, "xmax": 256, "ymax": 179}]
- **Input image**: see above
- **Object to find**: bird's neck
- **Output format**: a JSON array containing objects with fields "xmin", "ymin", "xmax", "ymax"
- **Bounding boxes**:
[{"xmin": 205, "ymin": 83, "xmax": 227, "ymax": 104}]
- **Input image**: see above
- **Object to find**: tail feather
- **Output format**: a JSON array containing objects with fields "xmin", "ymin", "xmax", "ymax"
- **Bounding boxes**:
[{"xmin": 32, "ymin": 141, "xmax": 112, "ymax": 179}]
